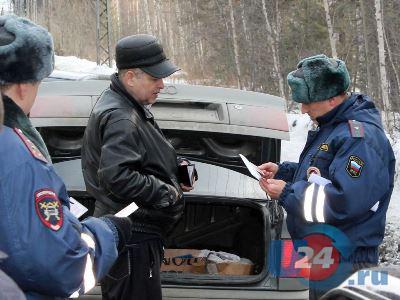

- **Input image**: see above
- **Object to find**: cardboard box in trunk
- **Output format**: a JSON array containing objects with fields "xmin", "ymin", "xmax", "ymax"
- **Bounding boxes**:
[
  {"xmin": 161, "ymin": 249, "xmax": 254, "ymax": 275},
  {"xmin": 161, "ymin": 249, "xmax": 206, "ymax": 274}
]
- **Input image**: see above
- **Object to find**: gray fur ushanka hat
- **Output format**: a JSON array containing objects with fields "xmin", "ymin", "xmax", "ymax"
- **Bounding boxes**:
[
  {"xmin": 287, "ymin": 54, "xmax": 350, "ymax": 104},
  {"xmin": 0, "ymin": 15, "xmax": 54, "ymax": 84}
]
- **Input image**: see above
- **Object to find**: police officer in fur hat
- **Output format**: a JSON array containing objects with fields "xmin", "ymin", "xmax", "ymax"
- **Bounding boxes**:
[
  {"xmin": 258, "ymin": 54, "xmax": 395, "ymax": 299},
  {"xmin": 0, "ymin": 15, "xmax": 133, "ymax": 299},
  {"xmin": 0, "ymin": 97, "xmax": 25, "ymax": 300}
]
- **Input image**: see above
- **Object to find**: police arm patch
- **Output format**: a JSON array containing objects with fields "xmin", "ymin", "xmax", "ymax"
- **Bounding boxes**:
[
  {"xmin": 14, "ymin": 128, "xmax": 48, "ymax": 163},
  {"xmin": 35, "ymin": 189, "xmax": 63, "ymax": 231},
  {"xmin": 319, "ymin": 143, "xmax": 329, "ymax": 152},
  {"xmin": 346, "ymin": 155, "xmax": 365, "ymax": 178}
]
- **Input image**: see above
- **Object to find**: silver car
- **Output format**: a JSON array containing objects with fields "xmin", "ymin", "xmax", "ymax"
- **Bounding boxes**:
[{"xmin": 31, "ymin": 74, "xmax": 309, "ymax": 300}]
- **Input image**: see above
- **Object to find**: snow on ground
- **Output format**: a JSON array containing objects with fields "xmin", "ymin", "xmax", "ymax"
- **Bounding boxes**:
[
  {"xmin": 280, "ymin": 113, "xmax": 310, "ymax": 163},
  {"xmin": 55, "ymin": 55, "xmax": 115, "ymax": 75}
]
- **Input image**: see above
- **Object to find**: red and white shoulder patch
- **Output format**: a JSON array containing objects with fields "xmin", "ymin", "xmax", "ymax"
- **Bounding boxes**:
[
  {"xmin": 13, "ymin": 128, "xmax": 47, "ymax": 163},
  {"xmin": 35, "ymin": 189, "xmax": 63, "ymax": 231}
]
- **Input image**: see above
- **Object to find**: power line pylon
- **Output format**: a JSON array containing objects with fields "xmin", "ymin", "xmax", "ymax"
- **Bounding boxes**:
[{"xmin": 95, "ymin": 0, "xmax": 112, "ymax": 67}]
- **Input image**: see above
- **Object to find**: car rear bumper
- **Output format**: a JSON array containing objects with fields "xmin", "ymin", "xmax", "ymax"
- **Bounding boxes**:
[
  {"xmin": 79, "ymin": 285, "xmax": 308, "ymax": 300},
  {"xmin": 163, "ymin": 286, "xmax": 308, "ymax": 300}
]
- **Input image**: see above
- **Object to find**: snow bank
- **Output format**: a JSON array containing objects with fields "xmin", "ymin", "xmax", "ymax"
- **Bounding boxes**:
[
  {"xmin": 55, "ymin": 55, "xmax": 115, "ymax": 75},
  {"xmin": 281, "ymin": 113, "xmax": 311, "ymax": 163}
]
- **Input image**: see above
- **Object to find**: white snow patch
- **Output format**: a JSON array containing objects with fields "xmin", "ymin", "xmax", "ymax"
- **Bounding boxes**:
[
  {"xmin": 55, "ymin": 55, "xmax": 115, "ymax": 75},
  {"xmin": 281, "ymin": 113, "xmax": 311, "ymax": 163},
  {"xmin": 387, "ymin": 130, "xmax": 400, "ymax": 223}
]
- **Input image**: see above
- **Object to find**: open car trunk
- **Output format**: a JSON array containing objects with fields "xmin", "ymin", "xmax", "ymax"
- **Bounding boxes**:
[
  {"xmin": 59, "ymin": 159, "xmax": 272, "ymax": 286},
  {"xmin": 161, "ymin": 196, "xmax": 270, "ymax": 285}
]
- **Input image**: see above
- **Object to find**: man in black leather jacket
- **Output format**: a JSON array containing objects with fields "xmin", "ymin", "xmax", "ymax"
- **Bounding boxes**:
[{"xmin": 81, "ymin": 34, "xmax": 195, "ymax": 300}]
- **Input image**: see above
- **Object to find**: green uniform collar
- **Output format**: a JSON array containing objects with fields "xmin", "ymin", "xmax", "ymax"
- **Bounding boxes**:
[{"xmin": 3, "ymin": 95, "xmax": 52, "ymax": 163}]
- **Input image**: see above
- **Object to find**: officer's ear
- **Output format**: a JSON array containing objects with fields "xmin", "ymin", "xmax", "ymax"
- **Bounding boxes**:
[
  {"xmin": 328, "ymin": 96, "xmax": 340, "ymax": 108},
  {"xmin": 15, "ymin": 83, "xmax": 28, "ymax": 102},
  {"xmin": 327, "ymin": 97, "xmax": 335, "ymax": 107},
  {"xmin": 20, "ymin": 82, "xmax": 40, "ymax": 100},
  {"xmin": 13, "ymin": 82, "xmax": 41, "ymax": 115},
  {"xmin": 328, "ymin": 92, "xmax": 347, "ymax": 108}
]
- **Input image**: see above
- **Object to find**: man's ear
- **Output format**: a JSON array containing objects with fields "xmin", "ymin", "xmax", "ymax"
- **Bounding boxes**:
[{"xmin": 124, "ymin": 70, "xmax": 136, "ymax": 87}]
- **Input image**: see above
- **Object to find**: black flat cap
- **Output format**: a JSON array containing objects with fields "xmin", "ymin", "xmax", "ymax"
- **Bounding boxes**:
[{"xmin": 116, "ymin": 34, "xmax": 179, "ymax": 79}]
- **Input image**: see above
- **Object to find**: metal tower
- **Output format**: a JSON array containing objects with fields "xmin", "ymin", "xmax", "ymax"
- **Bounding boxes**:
[{"xmin": 96, "ymin": 0, "xmax": 112, "ymax": 67}]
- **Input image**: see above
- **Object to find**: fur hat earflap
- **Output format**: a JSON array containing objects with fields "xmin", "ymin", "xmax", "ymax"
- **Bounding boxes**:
[
  {"xmin": 0, "ymin": 15, "xmax": 54, "ymax": 84},
  {"xmin": 287, "ymin": 54, "xmax": 350, "ymax": 104}
]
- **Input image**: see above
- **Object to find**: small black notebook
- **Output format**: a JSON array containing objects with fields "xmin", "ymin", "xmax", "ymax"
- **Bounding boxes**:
[{"xmin": 178, "ymin": 164, "xmax": 196, "ymax": 187}]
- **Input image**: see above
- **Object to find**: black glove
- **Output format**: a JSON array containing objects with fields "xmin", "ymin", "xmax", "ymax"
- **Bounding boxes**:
[
  {"xmin": 153, "ymin": 183, "xmax": 183, "ymax": 210},
  {"xmin": 100, "ymin": 215, "xmax": 132, "ymax": 252}
]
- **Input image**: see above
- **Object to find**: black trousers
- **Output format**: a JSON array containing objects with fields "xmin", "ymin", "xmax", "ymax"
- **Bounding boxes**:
[{"xmin": 101, "ymin": 232, "xmax": 164, "ymax": 300}]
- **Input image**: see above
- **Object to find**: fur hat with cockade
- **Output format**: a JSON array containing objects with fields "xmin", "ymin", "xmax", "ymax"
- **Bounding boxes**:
[
  {"xmin": 287, "ymin": 54, "xmax": 350, "ymax": 103},
  {"xmin": 0, "ymin": 14, "xmax": 54, "ymax": 84}
]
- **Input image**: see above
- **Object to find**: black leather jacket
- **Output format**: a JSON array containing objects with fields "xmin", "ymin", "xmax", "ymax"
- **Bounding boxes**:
[{"xmin": 81, "ymin": 74, "xmax": 184, "ymax": 238}]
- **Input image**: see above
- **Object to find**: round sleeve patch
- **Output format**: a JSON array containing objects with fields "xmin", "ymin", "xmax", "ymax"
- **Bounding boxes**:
[
  {"xmin": 35, "ymin": 189, "xmax": 63, "ymax": 231},
  {"xmin": 346, "ymin": 155, "xmax": 364, "ymax": 178}
]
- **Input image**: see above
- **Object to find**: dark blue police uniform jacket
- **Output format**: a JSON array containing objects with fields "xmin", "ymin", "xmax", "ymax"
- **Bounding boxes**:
[
  {"xmin": 276, "ymin": 93, "xmax": 395, "ymax": 264},
  {"xmin": 0, "ymin": 126, "xmax": 118, "ymax": 300}
]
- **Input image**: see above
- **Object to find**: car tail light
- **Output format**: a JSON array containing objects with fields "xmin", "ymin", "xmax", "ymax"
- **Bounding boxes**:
[{"xmin": 278, "ymin": 239, "xmax": 309, "ymax": 278}]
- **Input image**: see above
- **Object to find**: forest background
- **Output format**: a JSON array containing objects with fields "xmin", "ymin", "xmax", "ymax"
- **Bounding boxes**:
[{"xmin": 7, "ymin": 0, "xmax": 400, "ymax": 132}]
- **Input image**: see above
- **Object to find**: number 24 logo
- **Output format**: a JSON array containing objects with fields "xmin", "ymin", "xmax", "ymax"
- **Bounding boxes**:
[{"xmin": 294, "ymin": 246, "xmax": 335, "ymax": 269}]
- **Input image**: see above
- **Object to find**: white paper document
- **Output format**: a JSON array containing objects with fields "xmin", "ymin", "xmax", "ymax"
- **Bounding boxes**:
[
  {"xmin": 115, "ymin": 202, "xmax": 139, "ymax": 218},
  {"xmin": 308, "ymin": 173, "xmax": 332, "ymax": 186},
  {"xmin": 239, "ymin": 154, "xmax": 262, "ymax": 180},
  {"xmin": 69, "ymin": 197, "xmax": 88, "ymax": 218}
]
